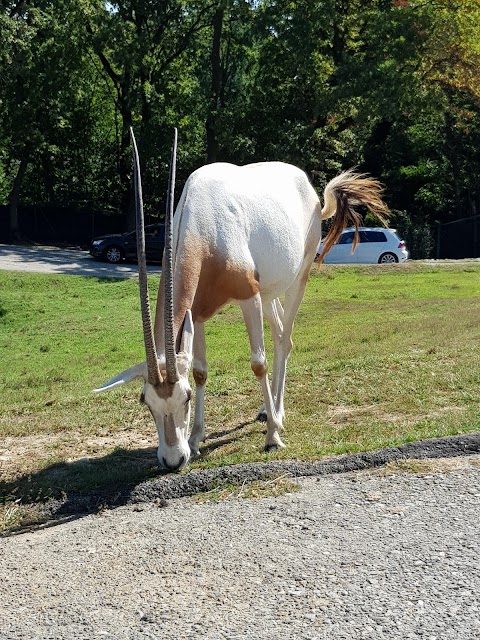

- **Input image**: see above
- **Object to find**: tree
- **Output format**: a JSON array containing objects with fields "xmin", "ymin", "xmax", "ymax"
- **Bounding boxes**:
[
  {"xmin": 0, "ymin": 1, "xmax": 113, "ymax": 238},
  {"xmin": 78, "ymin": 0, "xmax": 216, "ymax": 225},
  {"xmin": 1, "ymin": 0, "xmax": 479, "ymax": 256},
  {"xmin": 0, "ymin": 3, "xmax": 46, "ymax": 239}
]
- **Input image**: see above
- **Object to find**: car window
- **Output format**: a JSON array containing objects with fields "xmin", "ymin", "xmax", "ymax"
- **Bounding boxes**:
[
  {"xmin": 338, "ymin": 231, "xmax": 355, "ymax": 245},
  {"xmin": 359, "ymin": 231, "xmax": 387, "ymax": 243}
]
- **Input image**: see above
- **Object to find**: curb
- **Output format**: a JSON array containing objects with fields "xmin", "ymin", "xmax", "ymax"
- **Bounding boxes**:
[{"xmin": 52, "ymin": 432, "xmax": 480, "ymax": 518}]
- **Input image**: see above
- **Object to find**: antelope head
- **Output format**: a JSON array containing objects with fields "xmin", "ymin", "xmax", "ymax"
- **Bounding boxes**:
[{"xmin": 95, "ymin": 128, "xmax": 194, "ymax": 472}]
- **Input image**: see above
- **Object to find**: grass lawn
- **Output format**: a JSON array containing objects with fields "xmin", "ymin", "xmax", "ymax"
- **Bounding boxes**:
[{"xmin": 1, "ymin": 261, "xmax": 479, "ymax": 527}]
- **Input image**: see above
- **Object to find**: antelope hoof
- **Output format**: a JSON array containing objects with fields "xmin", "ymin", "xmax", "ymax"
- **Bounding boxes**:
[
  {"xmin": 188, "ymin": 441, "xmax": 201, "ymax": 458},
  {"xmin": 264, "ymin": 443, "xmax": 278, "ymax": 452},
  {"xmin": 264, "ymin": 439, "xmax": 286, "ymax": 453},
  {"xmin": 256, "ymin": 410, "xmax": 268, "ymax": 422}
]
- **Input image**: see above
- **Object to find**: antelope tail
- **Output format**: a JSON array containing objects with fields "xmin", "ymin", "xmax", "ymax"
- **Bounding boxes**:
[{"xmin": 318, "ymin": 170, "xmax": 390, "ymax": 263}]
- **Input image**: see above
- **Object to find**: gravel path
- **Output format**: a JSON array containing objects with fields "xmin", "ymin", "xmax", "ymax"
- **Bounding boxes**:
[{"xmin": 1, "ymin": 457, "xmax": 479, "ymax": 640}]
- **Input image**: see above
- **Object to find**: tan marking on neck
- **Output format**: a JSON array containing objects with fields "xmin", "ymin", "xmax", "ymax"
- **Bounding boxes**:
[
  {"xmin": 192, "ymin": 254, "xmax": 260, "ymax": 322},
  {"xmin": 171, "ymin": 232, "xmax": 260, "ymax": 326}
]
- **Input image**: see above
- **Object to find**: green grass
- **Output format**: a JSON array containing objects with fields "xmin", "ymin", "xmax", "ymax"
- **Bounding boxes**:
[{"xmin": 1, "ymin": 262, "xmax": 479, "ymax": 518}]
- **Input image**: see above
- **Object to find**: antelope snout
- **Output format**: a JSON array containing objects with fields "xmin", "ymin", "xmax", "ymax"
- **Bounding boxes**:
[
  {"xmin": 157, "ymin": 446, "xmax": 190, "ymax": 472},
  {"xmin": 161, "ymin": 455, "xmax": 185, "ymax": 472}
]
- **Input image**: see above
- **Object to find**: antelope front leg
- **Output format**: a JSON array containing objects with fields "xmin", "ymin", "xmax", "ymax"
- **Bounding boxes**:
[
  {"xmin": 256, "ymin": 270, "xmax": 309, "ymax": 431},
  {"xmin": 189, "ymin": 321, "xmax": 207, "ymax": 456},
  {"xmin": 240, "ymin": 295, "xmax": 285, "ymax": 451}
]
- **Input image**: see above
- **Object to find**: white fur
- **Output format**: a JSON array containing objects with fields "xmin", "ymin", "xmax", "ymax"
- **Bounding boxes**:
[
  {"xmin": 174, "ymin": 162, "xmax": 322, "ymax": 302},
  {"xmin": 169, "ymin": 162, "xmax": 324, "ymax": 455},
  {"xmin": 94, "ymin": 362, "xmax": 147, "ymax": 392},
  {"xmin": 98, "ymin": 162, "xmax": 343, "ymax": 469},
  {"xmin": 145, "ymin": 378, "xmax": 192, "ymax": 470}
]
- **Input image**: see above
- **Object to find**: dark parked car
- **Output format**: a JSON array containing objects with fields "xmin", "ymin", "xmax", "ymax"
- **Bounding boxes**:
[{"xmin": 89, "ymin": 224, "xmax": 165, "ymax": 263}]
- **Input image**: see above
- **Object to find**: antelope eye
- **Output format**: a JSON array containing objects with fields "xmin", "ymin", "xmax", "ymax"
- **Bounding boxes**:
[{"xmin": 185, "ymin": 389, "xmax": 192, "ymax": 404}]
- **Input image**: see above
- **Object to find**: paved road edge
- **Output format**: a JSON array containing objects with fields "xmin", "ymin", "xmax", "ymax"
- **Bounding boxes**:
[{"xmin": 21, "ymin": 432, "xmax": 478, "ymax": 529}]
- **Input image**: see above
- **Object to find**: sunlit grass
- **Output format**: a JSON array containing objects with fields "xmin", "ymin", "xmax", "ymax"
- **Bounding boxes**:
[{"xmin": 0, "ymin": 262, "xmax": 479, "ymax": 513}]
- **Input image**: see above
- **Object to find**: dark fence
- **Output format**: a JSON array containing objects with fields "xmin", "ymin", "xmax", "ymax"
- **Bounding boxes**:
[
  {"xmin": 0, "ymin": 205, "xmax": 127, "ymax": 247},
  {"xmin": 3, "ymin": 204, "xmax": 479, "ymax": 260},
  {"xmin": 436, "ymin": 215, "xmax": 480, "ymax": 259}
]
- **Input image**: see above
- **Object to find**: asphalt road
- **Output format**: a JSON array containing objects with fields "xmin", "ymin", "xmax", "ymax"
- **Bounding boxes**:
[
  {"xmin": 0, "ymin": 244, "xmax": 159, "ymax": 278},
  {"xmin": 1, "ymin": 244, "xmax": 478, "ymax": 280},
  {"xmin": 1, "ymin": 458, "xmax": 479, "ymax": 640}
]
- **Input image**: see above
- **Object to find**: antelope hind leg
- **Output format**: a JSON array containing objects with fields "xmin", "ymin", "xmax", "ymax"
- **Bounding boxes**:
[{"xmin": 240, "ymin": 295, "xmax": 285, "ymax": 451}]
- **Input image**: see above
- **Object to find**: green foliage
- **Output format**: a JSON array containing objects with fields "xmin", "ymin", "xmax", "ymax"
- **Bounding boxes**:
[
  {"xmin": 1, "ymin": 0, "xmax": 480, "ymax": 248},
  {"xmin": 390, "ymin": 210, "xmax": 434, "ymax": 259}
]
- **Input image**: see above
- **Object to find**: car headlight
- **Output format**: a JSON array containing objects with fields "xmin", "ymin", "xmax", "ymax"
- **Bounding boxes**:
[{"xmin": 92, "ymin": 240, "xmax": 102, "ymax": 246}]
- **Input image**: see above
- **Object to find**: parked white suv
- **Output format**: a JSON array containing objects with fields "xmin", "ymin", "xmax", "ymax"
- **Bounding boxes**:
[{"xmin": 317, "ymin": 227, "xmax": 408, "ymax": 264}]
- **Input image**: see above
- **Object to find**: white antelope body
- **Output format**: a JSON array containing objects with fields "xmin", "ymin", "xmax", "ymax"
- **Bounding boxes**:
[{"xmin": 96, "ymin": 130, "xmax": 388, "ymax": 471}]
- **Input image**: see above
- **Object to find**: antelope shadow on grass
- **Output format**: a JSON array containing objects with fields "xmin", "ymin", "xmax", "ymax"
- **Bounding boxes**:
[
  {"xmin": 201, "ymin": 419, "xmax": 256, "ymax": 451},
  {"xmin": 4, "ymin": 430, "xmax": 480, "ymax": 536},
  {"xmin": 0, "ymin": 418, "xmax": 262, "ymax": 531}
]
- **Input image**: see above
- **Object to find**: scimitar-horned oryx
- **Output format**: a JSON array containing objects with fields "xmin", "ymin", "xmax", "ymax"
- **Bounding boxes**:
[{"xmin": 95, "ymin": 129, "xmax": 389, "ymax": 471}]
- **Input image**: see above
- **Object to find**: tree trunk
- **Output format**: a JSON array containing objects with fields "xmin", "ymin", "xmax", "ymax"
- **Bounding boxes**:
[
  {"xmin": 8, "ymin": 156, "xmax": 29, "ymax": 242},
  {"xmin": 445, "ymin": 111, "xmax": 462, "ymax": 218},
  {"xmin": 206, "ymin": 7, "xmax": 224, "ymax": 164}
]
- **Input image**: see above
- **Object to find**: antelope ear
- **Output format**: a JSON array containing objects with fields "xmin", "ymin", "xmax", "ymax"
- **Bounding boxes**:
[
  {"xmin": 93, "ymin": 362, "xmax": 147, "ymax": 393},
  {"xmin": 177, "ymin": 310, "xmax": 194, "ymax": 377}
]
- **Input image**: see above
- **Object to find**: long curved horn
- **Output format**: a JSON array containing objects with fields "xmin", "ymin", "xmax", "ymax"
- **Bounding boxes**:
[
  {"xmin": 130, "ymin": 127, "xmax": 162, "ymax": 387},
  {"xmin": 164, "ymin": 128, "xmax": 179, "ymax": 384}
]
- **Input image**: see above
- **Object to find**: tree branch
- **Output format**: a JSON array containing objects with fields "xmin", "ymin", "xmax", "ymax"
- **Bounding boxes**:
[{"xmin": 85, "ymin": 21, "xmax": 122, "ymax": 92}]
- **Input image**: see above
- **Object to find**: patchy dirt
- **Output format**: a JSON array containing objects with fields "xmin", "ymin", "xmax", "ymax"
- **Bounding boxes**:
[
  {"xmin": 371, "ymin": 454, "xmax": 480, "ymax": 476},
  {"xmin": 326, "ymin": 404, "xmax": 463, "ymax": 427},
  {"xmin": 0, "ymin": 429, "xmax": 158, "ymax": 480}
]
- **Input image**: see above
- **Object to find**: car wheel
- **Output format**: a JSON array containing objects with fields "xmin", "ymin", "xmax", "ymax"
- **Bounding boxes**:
[
  {"xmin": 378, "ymin": 252, "xmax": 398, "ymax": 264},
  {"xmin": 104, "ymin": 246, "xmax": 124, "ymax": 264}
]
